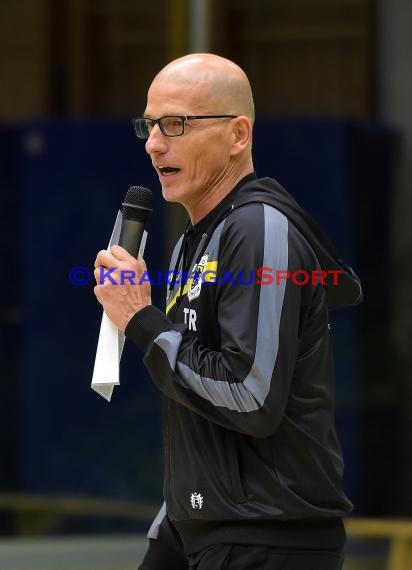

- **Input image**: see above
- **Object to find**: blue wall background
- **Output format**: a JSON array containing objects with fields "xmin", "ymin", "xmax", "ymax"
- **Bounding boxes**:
[{"xmin": 0, "ymin": 119, "xmax": 394, "ymax": 529}]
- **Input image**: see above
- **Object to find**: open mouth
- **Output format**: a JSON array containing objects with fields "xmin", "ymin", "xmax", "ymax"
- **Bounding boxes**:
[{"xmin": 159, "ymin": 166, "xmax": 181, "ymax": 177}]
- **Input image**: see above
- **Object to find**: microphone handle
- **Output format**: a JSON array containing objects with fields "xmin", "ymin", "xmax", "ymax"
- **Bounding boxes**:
[{"xmin": 118, "ymin": 217, "xmax": 146, "ymax": 258}]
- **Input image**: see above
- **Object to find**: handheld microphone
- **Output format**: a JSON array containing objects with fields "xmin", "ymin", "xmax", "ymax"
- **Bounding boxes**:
[{"xmin": 118, "ymin": 186, "xmax": 153, "ymax": 257}]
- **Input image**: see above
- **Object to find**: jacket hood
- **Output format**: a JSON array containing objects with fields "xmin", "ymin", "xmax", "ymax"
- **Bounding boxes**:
[{"xmin": 232, "ymin": 176, "xmax": 362, "ymax": 310}]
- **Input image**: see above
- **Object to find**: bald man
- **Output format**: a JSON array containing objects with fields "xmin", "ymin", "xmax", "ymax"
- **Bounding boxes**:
[{"xmin": 94, "ymin": 54, "xmax": 361, "ymax": 570}]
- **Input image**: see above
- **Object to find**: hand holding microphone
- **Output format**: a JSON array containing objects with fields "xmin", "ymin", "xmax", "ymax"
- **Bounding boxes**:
[{"xmin": 94, "ymin": 186, "xmax": 153, "ymax": 331}]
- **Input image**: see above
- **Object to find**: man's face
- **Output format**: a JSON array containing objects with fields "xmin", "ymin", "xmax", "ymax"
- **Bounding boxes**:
[{"xmin": 144, "ymin": 77, "xmax": 236, "ymax": 213}]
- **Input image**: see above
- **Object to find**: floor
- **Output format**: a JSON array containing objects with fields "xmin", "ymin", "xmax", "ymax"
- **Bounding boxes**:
[{"xmin": 0, "ymin": 535, "xmax": 389, "ymax": 570}]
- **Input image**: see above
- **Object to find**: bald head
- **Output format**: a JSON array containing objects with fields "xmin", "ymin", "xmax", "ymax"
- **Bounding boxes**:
[
  {"xmin": 144, "ymin": 54, "xmax": 255, "ymax": 222},
  {"xmin": 150, "ymin": 53, "xmax": 255, "ymax": 124}
]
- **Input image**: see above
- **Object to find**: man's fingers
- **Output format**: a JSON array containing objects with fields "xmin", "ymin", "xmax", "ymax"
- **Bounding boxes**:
[
  {"xmin": 93, "ymin": 246, "xmax": 148, "ymax": 287},
  {"xmin": 94, "ymin": 284, "xmax": 104, "ymax": 303},
  {"xmin": 110, "ymin": 244, "xmax": 135, "ymax": 261},
  {"xmin": 136, "ymin": 255, "xmax": 148, "ymax": 272},
  {"xmin": 94, "ymin": 267, "xmax": 112, "ymax": 284},
  {"xmin": 95, "ymin": 246, "xmax": 146, "ymax": 268},
  {"xmin": 94, "ymin": 249, "xmax": 116, "ymax": 268}
]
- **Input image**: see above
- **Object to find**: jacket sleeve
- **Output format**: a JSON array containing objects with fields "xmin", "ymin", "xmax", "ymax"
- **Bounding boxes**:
[{"xmin": 126, "ymin": 204, "xmax": 321, "ymax": 437}]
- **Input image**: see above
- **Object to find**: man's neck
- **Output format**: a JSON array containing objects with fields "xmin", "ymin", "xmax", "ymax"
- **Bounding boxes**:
[{"xmin": 188, "ymin": 168, "xmax": 254, "ymax": 225}]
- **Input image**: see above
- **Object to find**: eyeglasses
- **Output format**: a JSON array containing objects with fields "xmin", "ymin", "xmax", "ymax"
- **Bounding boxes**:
[{"xmin": 132, "ymin": 115, "xmax": 238, "ymax": 139}]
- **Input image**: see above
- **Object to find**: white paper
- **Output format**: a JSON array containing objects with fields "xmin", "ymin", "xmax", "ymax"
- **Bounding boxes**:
[
  {"xmin": 91, "ymin": 211, "xmax": 147, "ymax": 401},
  {"xmin": 91, "ymin": 311, "xmax": 122, "ymax": 401}
]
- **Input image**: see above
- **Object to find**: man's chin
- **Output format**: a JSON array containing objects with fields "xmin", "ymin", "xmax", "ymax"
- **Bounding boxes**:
[{"xmin": 161, "ymin": 185, "xmax": 183, "ymax": 204}]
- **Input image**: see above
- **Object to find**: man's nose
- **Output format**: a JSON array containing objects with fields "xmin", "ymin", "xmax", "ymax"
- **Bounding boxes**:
[{"xmin": 145, "ymin": 124, "xmax": 168, "ymax": 155}]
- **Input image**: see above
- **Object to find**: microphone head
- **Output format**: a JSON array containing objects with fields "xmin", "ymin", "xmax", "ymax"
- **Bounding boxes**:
[{"xmin": 122, "ymin": 185, "xmax": 153, "ymax": 221}]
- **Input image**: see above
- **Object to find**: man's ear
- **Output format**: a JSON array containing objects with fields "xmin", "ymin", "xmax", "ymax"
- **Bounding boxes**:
[{"xmin": 230, "ymin": 116, "xmax": 252, "ymax": 156}]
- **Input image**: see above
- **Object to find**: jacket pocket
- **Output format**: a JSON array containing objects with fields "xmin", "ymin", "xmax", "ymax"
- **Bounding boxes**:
[{"xmin": 225, "ymin": 431, "xmax": 247, "ymax": 504}]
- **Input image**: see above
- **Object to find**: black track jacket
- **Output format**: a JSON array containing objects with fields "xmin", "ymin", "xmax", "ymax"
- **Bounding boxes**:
[{"xmin": 126, "ymin": 174, "xmax": 362, "ymax": 555}]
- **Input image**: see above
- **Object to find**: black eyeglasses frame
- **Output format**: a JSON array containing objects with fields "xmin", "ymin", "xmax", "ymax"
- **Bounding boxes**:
[{"xmin": 132, "ymin": 114, "xmax": 238, "ymax": 139}]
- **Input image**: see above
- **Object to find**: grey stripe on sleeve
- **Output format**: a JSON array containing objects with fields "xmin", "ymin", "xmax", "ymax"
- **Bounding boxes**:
[
  {"xmin": 154, "ymin": 206, "xmax": 288, "ymax": 412},
  {"xmin": 154, "ymin": 330, "xmax": 261, "ymax": 411},
  {"xmin": 177, "ymin": 360, "xmax": 261, "ymax": 411},
  {"xmin": 154, "ymin": 330, "xmax": 182, "ymax": 370},
  {"xmin": 243, "ymin": 205, "xmax": 287, "ymax": 405}
]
